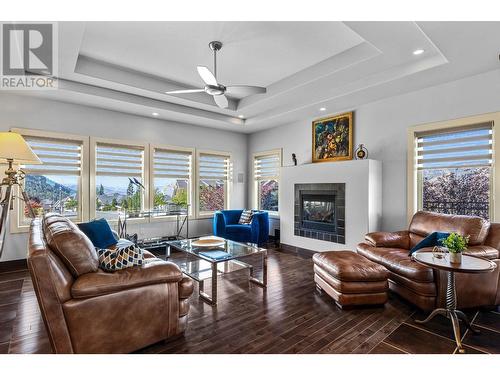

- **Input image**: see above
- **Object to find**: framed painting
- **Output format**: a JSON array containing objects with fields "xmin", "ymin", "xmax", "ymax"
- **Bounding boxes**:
[{"xmin": 312, "ymin": 111, "xmax": 353, "ymax": 163}]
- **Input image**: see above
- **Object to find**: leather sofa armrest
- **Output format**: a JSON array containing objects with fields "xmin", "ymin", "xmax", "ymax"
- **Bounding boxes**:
[
  {"xmin": 464, "ymin": 245, "xmax": 499, "ymax": 260},
  {"xmin": 178, "ymin": 276, "xmax": 194, "ymax": 299},
  {"xmin": 71, "ymin": 260, "xmax": 183, "ymax": 299},
  {"xmin": 365, "ymin": 231, "xmax": 410, "ymax": 249}
]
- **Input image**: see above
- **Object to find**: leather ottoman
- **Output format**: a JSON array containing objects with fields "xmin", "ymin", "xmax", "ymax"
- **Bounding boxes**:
[{"xmin": 312, "ymin": 251, "xmax": 389, "ymax": 308}]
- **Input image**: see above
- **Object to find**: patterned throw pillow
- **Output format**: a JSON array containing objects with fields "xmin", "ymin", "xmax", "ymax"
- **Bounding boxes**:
[
  {"xmin": 96, "ymin": 244, "xmax": 144, "ymax": 272},
  {"xmin": 238, "ymin": 209, "xmax": 254, "ymax": 224}
]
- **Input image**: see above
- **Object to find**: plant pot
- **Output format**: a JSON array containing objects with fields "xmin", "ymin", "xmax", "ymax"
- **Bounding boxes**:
[{"xmin": 449, "ymin": 252, "xmax": 462, "ymax": 264}]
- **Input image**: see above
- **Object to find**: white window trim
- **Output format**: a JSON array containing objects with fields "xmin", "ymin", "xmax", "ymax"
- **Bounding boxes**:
[
  {"xmin": 252, "ymin": 148, "xmax": 282, "ymax": 218},
  {"xmin": 10, "ymin": 128, "xmax": 90, "ymax": 233},
  {"xmin": 90, "ymin": 136, "xmax": 149, "ymax": 223},
  {"xmin": 149, "ymin": 143, "xmax": 196, "ymax": 221},
  {"xmin": 407, "ymin": 112, "xmax": 500, "ymax": 224},
  {"xmin": 195, "ymin": 149, "xmax": 232, "ymax": 219}
]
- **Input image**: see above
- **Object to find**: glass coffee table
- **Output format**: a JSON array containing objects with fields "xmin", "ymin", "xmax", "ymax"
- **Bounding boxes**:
[{"xmin": 167, "ymin": 238, "xmax": 268, "ymax": 305}]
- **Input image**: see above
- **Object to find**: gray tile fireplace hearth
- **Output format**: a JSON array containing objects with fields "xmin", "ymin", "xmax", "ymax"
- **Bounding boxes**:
[{"xmin": 294, "ymin": 183, "xmax": 345, "ymax": 244}]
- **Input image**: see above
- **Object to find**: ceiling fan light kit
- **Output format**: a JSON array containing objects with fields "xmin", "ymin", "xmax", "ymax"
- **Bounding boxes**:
[{"xmin": 165, "ymin": 40, "xmax": 266, "ymax": 109}]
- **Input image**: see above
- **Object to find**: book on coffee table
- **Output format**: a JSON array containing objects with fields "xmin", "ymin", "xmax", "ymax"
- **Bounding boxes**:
[{"xmin": 198, "ymin": 250, "xmax": 231, "ymax": 260}]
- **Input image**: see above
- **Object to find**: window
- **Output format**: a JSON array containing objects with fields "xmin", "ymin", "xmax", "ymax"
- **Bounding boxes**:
[
  {"xmin": 413, "ymin": 122, "xmax": 494, "ymax": 220},
  {"xmin": 197, "ymin": 151, "xmax": 231, "ymax": 215},
  {"xmin": 93, "ymin": 140, "xmax": 147, "ymax": 220},
  {"xmin": 253, "ymin": 150, "xmax": 281, "ymax": 213},
  {"xmin": 11, "ymin": 129, "xmax": 88, "ymax": 230},
  {"xmin": 151, "ymin": 146, "xmax": 193, "ymax": 216},
  {"xmin": 10, "ymin": 128, "xmax": 236, "ymax": 230}
]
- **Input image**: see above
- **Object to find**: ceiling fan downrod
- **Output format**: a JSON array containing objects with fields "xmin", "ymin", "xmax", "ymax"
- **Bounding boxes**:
[{"xmin": 208, "ymin": 41, "xmax": 222, "ymax": 79}]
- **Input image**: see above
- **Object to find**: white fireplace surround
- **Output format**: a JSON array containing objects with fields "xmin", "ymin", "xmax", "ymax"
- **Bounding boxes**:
[{"xmin": 280, "ymin": 159, "xmax": 382, "ymax": 252}]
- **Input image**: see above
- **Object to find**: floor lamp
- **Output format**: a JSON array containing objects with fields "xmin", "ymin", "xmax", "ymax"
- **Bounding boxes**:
[{"xmin": 0, "ymin": 132, "xmax": 42, "ymax": 258}]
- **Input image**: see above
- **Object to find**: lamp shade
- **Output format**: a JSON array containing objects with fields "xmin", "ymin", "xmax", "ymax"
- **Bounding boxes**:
[{"xmin": 0, "ymin": 132, "xmax": 42, "ymax": 165}]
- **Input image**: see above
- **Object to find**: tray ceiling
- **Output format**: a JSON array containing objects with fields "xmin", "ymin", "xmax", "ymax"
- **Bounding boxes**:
[{"xmin": 14, "ymin": 21, "xmax": 500, "ymax": 133}]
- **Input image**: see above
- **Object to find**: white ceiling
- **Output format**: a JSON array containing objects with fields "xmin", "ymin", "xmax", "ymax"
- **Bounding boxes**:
[
  {"xmin": 14, "ymin": 21, "xmax": 500, "ymax": 133},
  {"xmin": 79, "ymin": 22, "xmax": 364, "ymax": 88}
]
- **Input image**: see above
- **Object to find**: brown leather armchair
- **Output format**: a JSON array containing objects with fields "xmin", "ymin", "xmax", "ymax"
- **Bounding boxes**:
[
  {"xmin": 28, "ymin": 214, "xmax": 193, "ymax": 353},
  {"xmin": 357, "ymin": 211, "xmax": 500, "ymax": 311}
]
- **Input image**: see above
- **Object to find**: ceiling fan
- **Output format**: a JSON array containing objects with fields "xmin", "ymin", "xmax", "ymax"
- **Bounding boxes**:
[{"xmin": 165, "ymin": 41, "xmax": 267, "ymax": 109}]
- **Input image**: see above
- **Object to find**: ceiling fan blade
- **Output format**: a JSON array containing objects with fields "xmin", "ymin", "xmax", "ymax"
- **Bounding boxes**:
[
  {"xmin": 197, "ymin": 66, "xmax": 218, "ymax": 86},
  {"xmin": 225, "ymin": 85, "xmax": 266, "ymax": 97},
  {"xmin": 213, "ymin": 94, "xmax": 228, "ymax": 109},
  {"xmin": 165, "ymin": 88, "xmax": 205, "ymax": 94}
]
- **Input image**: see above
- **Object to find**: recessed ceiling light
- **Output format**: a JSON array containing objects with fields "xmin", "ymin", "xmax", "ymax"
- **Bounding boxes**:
[
  {"xmin": 319, "ymin": 107, "xmax": 326, "ymax": 111},
  {"xmin": 238, "ymin": 115, "xmax": 245, "ymax": 118},
  {"xmin": 152, "ymin": 112, "xmax": 159, "ymax": 117},
  {"xmin": 413, "ymin": 49, "xmax": 425, "ymax": 55}
]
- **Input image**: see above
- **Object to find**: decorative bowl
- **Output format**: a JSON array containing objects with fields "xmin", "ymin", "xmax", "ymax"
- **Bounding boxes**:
[{"xmin": 192, "ymin": 236, "xmax": 225, "ymax": 248}]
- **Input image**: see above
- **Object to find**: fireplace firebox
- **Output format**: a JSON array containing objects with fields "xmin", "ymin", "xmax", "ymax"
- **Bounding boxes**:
[
  {"xmin": 300, "ymin": 192, "xmax": 336, "ymax": 233},
  {"xmin": 294, "ymin": 183, "xmax": 345, "ymax": 244}
]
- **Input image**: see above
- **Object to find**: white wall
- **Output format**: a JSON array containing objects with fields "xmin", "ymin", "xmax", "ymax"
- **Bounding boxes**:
[
  {"xmin": 248, "ymin": 69, "xmax": 500, "ymax": 235},
  {"xmin": 0, "ymin": 93, "xmax": 248, "ymax": 261}
]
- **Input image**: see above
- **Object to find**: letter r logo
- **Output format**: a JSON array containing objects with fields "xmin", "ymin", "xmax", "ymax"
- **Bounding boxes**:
[{"xmin": 2, "ymin": 23, "xmax": 53, "ymax": 75}]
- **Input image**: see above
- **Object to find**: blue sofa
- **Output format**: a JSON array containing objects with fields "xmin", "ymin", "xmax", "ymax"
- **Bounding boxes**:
[{"xmin": 213, "ymin": 210, "xmax": 269, "ymax": 246}]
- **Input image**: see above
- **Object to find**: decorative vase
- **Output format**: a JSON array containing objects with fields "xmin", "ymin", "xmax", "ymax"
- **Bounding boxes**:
[
  {"xmin": 355, "ymin": 144, "xmax": 368, "ymax": 160},
  {"xmin": 449, "ymin": 252, "xmax": 462, "ymax": 264}
]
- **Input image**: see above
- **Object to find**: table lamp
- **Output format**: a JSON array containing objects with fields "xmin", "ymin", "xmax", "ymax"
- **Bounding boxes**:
[{"xmin": 0, "ymin": 131, "xmax": 42, "ymax": 257}]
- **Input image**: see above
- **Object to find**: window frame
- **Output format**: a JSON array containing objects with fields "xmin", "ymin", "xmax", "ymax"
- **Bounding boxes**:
[
  {"xmin": 195, "ymin": 149, "xmax": 232, "ymax": 218},
  {"xmin": 407, "ymin": 112, "xmax": 500, "ymax": 223},
  {"xmin": 149, "ymin": 143, "xmax": 195, "ymax": 221},
  {"xmin": 10, "ymin": 128, "xmax": 90, "ymax": 233},
  {"xmin": 90, "ymin": 136, "xmax": 149, "ymax": 223},
  {"xmin": 252, "ymin": 148, "xmax": 282, "ymax": 217}
]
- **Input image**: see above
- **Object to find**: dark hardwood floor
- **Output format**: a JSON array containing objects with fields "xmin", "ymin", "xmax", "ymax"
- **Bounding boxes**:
[{"xmin": 0, "ymin": 247, "xmax": 499, "ymax": 354}]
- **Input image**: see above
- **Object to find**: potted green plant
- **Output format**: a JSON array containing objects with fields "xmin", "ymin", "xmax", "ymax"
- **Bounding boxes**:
[{"xmin": 440, "ymin": 232, "xmax": 469, "ymax": 264}]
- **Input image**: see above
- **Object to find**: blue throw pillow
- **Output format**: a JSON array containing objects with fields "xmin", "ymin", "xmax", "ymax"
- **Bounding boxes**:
[
  {"xmin": 409, "ymin": 231, "xmax": 449, "ymax": 255},
  {"xmin": 78, "ymin": 218, "xmax": 118, "ymax": 249}
]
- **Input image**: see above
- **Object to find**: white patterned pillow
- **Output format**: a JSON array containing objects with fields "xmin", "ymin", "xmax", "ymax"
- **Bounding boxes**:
[
  {"xmin": 96, "ymin": 243, "xmax": 144, "ymax": 272},
  {"xmin": 238, "ymin": 209, "xmax": 253, "ymax": 224}
]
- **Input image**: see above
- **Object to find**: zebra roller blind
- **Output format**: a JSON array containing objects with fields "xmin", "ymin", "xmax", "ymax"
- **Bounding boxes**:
[
  {"xmin": 254, "ymin": 152, "xmax": 281, "ymax": 180},
  {"xmin": 198, "ymin": 153, "xmax": 230, "ymax": 180},
  {"xmin": 96, "ymin": 143, "xmax": 144, "ymax": 177},
  {"xmin": 416, "ymin": 122, "xmax": 493, "ymax": 170},
  {"xmin": 23, "ymin": 136, "xmax": 83, "ymax": 175},
  {"xmin": 153, "ymin": 148, "xmax": 191, "ymax": 179}
]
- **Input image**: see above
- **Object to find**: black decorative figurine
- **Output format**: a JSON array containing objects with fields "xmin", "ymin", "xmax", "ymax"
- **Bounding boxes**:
[{"xmin": 292, "ymin": 153, "xmax": 297, "ymax": 166}]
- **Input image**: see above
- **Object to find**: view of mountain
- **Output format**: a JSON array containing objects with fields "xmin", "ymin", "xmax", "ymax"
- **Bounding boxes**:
[{"xmin": 25, "ymin": 175, "xmax": 76, "ymax": 203}]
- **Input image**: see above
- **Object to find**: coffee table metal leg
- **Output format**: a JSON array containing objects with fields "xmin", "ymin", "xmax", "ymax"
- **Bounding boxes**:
[
  {"xmin": 199, "ymin": 279, "xmax": 204, "ymax": 296},
  {"xmin": 198, "ymin": 263, "xmax": 218, "ymax": 305},
  {"xmin": 249, "ymin": 251, "xmax": 268, "ymax": 288},
  {"xmin": 211, "ymin": 262, "xmax": 218, "ymax": 304}
]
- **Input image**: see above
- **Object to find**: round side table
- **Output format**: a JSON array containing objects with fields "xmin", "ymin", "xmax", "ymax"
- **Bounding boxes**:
[{"xmin": 411, "ymin": 251, "xmax": 496, "ymax": 353}]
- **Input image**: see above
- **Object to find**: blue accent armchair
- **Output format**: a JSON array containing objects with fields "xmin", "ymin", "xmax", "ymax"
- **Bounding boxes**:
[{"xmin": 213, "ymin": 210, "xmax": 269, "ymax": 246}]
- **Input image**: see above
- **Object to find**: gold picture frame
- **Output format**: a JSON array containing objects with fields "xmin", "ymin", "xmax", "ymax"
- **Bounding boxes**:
[{"xmin": 312, "ymin": 111, "xmax": 353, "ymax": 163}]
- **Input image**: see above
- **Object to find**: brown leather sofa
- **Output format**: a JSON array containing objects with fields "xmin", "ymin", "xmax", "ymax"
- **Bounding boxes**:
[
  {"xmin": 28, "ymin": 213, "xmax": 193, "ymax": 353},
  {"xmin": 357, "ymin": 211, "xmax": 500, "ymax": 311}
]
